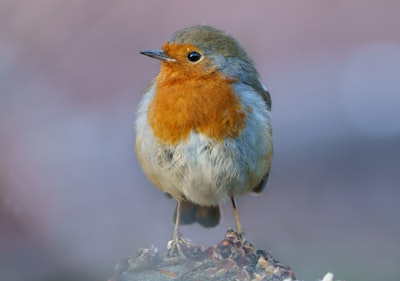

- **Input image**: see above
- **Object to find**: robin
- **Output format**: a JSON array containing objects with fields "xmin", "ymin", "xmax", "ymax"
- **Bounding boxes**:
[{"xmin": 135, "ymin": 25, "xmax": 272, "ymax": 256}]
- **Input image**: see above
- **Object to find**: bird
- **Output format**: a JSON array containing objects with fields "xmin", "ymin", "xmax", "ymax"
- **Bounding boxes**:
[{"xmin": 135, "ymin": 25, "xmax": 272, "ymax": 256}]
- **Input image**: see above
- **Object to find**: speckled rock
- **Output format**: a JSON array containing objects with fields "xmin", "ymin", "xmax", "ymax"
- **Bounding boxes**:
[{"xmin": 109, "ymin": 229, "xmax": 298, "ymax": 281}]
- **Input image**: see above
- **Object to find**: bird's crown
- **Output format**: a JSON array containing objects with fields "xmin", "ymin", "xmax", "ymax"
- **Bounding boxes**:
[{"xmin": 160, "ymin": 25, "xmax": 259, "ymax": 81}]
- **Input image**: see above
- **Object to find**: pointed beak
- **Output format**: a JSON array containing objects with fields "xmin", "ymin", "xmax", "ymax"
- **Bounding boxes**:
[{"xmin": 140, "ymin": 49, "xmax": 175, "ymax": 62}]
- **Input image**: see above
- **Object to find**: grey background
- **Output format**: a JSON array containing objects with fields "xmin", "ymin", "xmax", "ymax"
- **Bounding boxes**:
[{"xmin": 1, "ymin": 1, "xmax": 399, "ymax": 281}]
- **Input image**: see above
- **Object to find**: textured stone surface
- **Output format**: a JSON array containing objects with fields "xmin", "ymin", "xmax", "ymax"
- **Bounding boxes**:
[{"xmin": 109, "ymin": 229, "xmax": 297, "ymax": 281}]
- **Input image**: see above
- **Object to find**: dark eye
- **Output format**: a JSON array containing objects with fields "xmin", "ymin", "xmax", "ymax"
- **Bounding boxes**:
[{"xmin": 187, "ymin": 51, "xmax": 201, "ymax": 62}]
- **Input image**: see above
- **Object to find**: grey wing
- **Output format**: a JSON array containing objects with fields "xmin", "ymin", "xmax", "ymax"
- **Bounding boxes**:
[
  {"xmin": 261, "ymin": 85, "xmax": 272, "ymax": 111},
  {"xmin": 252, "ymin": 170, "xmax": 270, "ymax": 194},
  {"xmin": 252, "ymin": 84, "xmax": 272, "ymax": 194}
]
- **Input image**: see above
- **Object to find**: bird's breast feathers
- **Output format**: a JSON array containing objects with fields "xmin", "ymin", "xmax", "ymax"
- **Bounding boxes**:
[{"xmin": 135, "ymin": 81, "xmax": 272, "ymax": 205}]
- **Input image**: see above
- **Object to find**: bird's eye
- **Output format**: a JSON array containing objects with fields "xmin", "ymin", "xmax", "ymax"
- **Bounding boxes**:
[{"xmin": 187, "ymin": 52, "xmax": 201, "ymax": 62}]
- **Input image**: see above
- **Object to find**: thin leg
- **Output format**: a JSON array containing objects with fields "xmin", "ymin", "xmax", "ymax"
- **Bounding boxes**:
[
  {"xmin": 173, "ymin": 200, "xmax": 181, "ymax": 244},
  {"xmin": 167, "ymin": 200, "xmax": 185, "ymax": 257},
  {"xmin": 231, "ymin": 197, "xmax": 243, "ymax": 234}
]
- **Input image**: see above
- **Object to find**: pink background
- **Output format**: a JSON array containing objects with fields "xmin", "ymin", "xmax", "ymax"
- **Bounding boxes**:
[{"xmin": 1, "ymin": 1, "xmax": 399, "ymax": 280}]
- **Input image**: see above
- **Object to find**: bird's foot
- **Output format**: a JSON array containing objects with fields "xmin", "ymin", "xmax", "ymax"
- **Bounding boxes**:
[{"xmin": 165, "ymin": 236, "xmax": 187, "ymax": 259}]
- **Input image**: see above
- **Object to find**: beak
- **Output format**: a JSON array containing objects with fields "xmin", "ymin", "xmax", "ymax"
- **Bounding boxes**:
[{"xmin": 140, "ymin": 49, "xmax": 175, "ymax": 62}]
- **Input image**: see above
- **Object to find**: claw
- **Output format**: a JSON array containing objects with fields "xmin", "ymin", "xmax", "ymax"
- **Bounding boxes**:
[
  {"xmin": 166, "ymin": 237, "xmax": 186, "ymax": 258},
  {"xmin": 165, "ymin": 200, "xmax": 187, "ymax": 258}
]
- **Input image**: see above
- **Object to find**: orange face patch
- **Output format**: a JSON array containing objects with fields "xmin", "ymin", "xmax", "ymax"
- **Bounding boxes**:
[{"xmin": 147, "ymin": 59, "xmax": 246, "ymax": 145}]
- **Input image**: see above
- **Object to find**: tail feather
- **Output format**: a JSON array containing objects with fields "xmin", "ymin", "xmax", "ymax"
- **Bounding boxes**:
[{"xmin": 173, "ymin": 201, "xmax": 220, "ymax": 228}]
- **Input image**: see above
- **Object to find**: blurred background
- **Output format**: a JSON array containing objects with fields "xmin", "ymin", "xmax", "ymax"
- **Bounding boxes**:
[{"xmin": 1, "ymin": 1, "xmax": 399, "ymax": 281}]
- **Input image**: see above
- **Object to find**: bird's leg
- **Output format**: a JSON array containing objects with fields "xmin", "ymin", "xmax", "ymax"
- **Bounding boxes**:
[
  {"xmin": 166, "ymin": 200, "xmax": 186, "ymax": 257},
  {"xmin": 231, "ymin": 197, "xmax": 244, "ymax": 236}
]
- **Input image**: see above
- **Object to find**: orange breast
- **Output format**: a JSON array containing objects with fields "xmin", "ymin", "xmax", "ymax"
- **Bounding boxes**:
[{"xmin": 147, "ymin": 65, "xmax": 246, "ymax": 145}]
